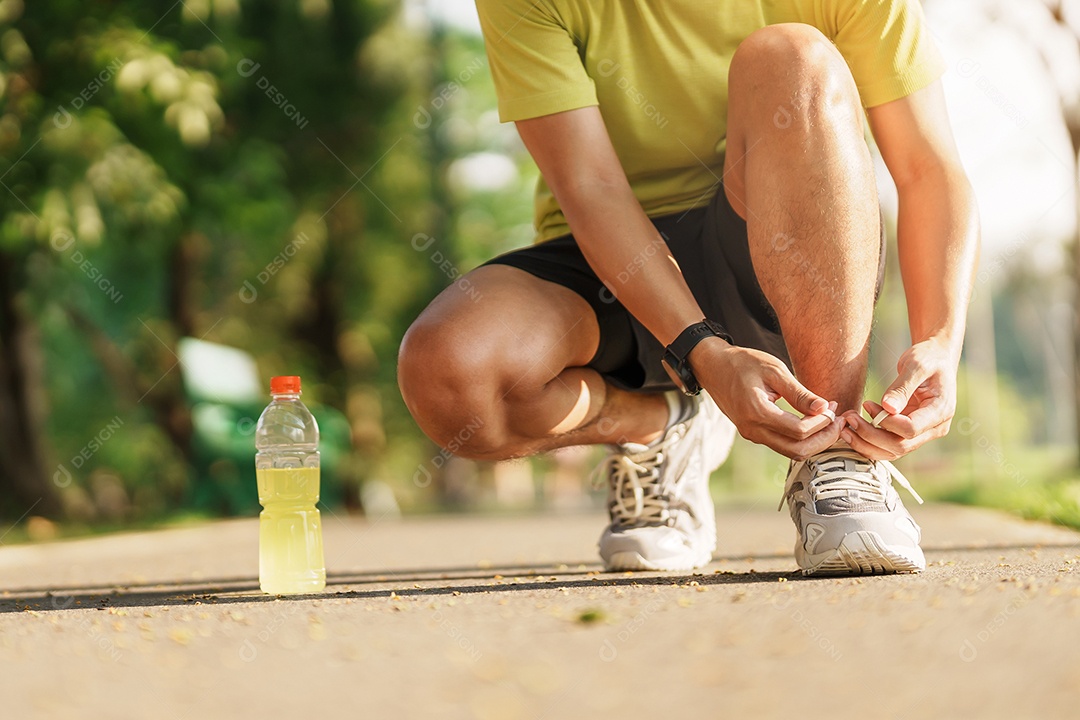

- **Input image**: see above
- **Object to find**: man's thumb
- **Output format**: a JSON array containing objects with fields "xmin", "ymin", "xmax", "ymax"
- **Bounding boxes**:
[
  {"xmin": 776, "ymin": 371, "xmax": 827, "ymax": 416},
  {"xmin": 882, "ymin": 372, "xmax": 921, "ymax": 414}
]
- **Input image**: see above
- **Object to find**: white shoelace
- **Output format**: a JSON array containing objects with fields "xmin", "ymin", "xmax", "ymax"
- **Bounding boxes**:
[
  {"xmin": 778, "ymin": 447, "xmax": 924, "ymax": 511},
  {"xmin": 592, "ymin": 425, "xmax": 687, "ymax": 525}
]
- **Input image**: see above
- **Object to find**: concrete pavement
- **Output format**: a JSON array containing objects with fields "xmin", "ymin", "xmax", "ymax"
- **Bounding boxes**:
[{"xmin": 1, "ymin": 503, "xmax": 1079, "ymax": 719}]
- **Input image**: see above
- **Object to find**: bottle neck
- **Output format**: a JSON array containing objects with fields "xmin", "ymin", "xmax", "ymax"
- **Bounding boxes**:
[{"xmin": 271, "ymin": 392, "xmax": 301, "ymax": 401}]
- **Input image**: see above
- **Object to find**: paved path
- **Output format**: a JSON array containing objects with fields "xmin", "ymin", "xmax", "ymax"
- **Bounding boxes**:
[{"xmin": 1, "ymin": 503, "xmax": 1079, "ymax": 719}]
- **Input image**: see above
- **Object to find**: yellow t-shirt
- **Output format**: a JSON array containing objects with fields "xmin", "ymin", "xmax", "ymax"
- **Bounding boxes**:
[{"xmin": 474, "ymin": 0, "xmax": 945, "ymax": 243}]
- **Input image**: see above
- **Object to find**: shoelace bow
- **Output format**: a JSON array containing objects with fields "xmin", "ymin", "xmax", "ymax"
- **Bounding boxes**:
[
  {"xmin": 591, "ymin": 425, "xmax": 688, "ymax": 525},
  {"xmin": 778, "ymin": 447, "xmax": 924, "ymax": 511}
]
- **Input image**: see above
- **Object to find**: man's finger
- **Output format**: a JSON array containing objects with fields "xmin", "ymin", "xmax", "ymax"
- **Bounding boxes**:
[
  {"xmin": 840, "ymin": 422, "xmax": 897, "ymax": 461},
  {"xmin": 844, "ymin": 413, "xmax": 908, "ymax": 457},
  {"xmin": 753, "ymin": 390, "xmax": 838, "ymax": 439},
  {"xmin": 904, "ymin": 398, "xmax": 950, "ymax": 437},
  {"xmin": 880, "ymin": 365, "xmax": 929, "ymax": 415},
  {"xmin": 845, "ymin": 410, "xmax": 943, "ymax": 460},
  {"xmin": 863, "ymin": 400, "xmax": 916, "ymax": 439},
  {"xmin": 756, "ymin": 419, "xmax": 843, "ymax": 460},
  {"xmin": 770, "ymin": 367, "xmax": 828, "ymax": 417},
  {"xmin": 864, "ymin": 393, "xmax": 946, "ymax": 439}
]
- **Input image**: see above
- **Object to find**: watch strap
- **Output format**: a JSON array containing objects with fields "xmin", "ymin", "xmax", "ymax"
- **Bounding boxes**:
[
  {"xmin": 666, "ymin": 319, "xmax": 733, "ymax": 362},
  {"xmin": 662, "ymin": 319, "xmax": 733, "ymax": 395}
]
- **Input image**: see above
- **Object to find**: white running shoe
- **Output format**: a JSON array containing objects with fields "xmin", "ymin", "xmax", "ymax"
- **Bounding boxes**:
[
  {"xmin": 779, "ymin": 444, "xmax": 926, "ymax": 576},
  {"xmin": 596, "ymin": 391, "xmax": 735, "ymax": 572}
]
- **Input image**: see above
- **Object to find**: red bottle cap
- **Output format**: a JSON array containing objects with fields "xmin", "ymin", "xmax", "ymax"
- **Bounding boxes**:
[{"xmin": 270, "ymin": 376, "xmax": 301, "ymax": 394}]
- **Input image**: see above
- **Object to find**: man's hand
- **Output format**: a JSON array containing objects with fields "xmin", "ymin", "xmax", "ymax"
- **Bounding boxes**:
[
  {"xmin": 840, "ymin": 337, "xmax": 959, "ymax": 461},
  {"xmin": 856, "ymin": 81, "xmax": 977, "ymax": 461},
  {"xmin": 691, "ymin": 339, "xmax": 842, "ymax": 459}
]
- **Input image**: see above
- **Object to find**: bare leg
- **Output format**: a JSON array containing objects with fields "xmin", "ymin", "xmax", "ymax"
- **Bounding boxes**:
[
  {"xmin": 724, "ymin": 24, "xmax": 880, "ymax": 413},
  {"xmin": 398, "ymin": 265, "xmax": 667, "ymax": 460}
]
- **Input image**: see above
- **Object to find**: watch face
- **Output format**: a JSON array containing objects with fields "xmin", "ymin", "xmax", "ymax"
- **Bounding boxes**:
[
  {"xmin": 661, "ymin": 356, "xmax": 690, "ymax": 394},
  {"xmin": 662, "ymin": 355, "xmax": 699, "ymax": 396}
]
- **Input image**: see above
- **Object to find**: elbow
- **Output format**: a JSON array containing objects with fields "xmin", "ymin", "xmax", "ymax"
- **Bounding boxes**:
[
  {"xmin": 894, "ymin": 154, "xmax": 972, "ymax": 198},
  {"xmin": 896, "ymin": 159, "xmax": 976, "ymax": 216}
]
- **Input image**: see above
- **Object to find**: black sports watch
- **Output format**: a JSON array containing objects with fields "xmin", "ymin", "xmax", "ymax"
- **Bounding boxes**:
[{"xmin": 661, "ymin": 319, "xmax": 733, "ymax": 396}]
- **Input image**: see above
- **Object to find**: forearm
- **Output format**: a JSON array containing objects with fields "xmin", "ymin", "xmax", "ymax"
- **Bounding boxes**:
[
  {"xmin": 559, "ymin": 180, "xmax": 705, "ymax": 346},
  {"xmin": 896, "ymin": 167, "xmax": 980, "ymax": 360},
  {"xmin": 515, "ymin": 108, "xmax": 706, "ymax": 348}
]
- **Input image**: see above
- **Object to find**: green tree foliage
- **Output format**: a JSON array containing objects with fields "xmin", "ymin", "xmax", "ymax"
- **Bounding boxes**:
[{"xmin": 0, "ymin": 0, "xmax": 467, "ymax": 521}]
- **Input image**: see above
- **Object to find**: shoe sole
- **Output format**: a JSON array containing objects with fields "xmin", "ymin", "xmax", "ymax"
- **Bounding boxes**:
[
  {"xmin": 603, "ymin": 549, "xmax": 712, "ymax": 573},
  {"xmin": 800, "ymin": 530, "xmax": 925, "ymax": 577}
]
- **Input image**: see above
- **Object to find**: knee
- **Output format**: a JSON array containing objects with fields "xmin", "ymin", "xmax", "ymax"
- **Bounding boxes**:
[
  {"xmin": 730, "ymin": 24, "xmax": 858, "ymax": 124},
  {"xmin": 397, "ymin": 316, "xmax": 535, "ymax": 460},
  {"xmin": 732, "ymin": 24, "xmax": 848, "ymax": 86}
]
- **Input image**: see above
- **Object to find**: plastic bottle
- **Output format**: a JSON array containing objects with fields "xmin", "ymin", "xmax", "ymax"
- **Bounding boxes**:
[{"xmin": 254, "ymin": 375, "xmax": 326, "ymax": 594}]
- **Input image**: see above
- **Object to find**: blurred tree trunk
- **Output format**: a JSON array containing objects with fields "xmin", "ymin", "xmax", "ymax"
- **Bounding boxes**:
[
  {"xmin": 159, "ymin": 228, "xmax": 199, "ymax": 461},
  {"xmin": 1039, "ymin": 0, "xmax": 1080, "ymax": 462},
  {"xmin": 1004, "ymin": 0, "xmax": 1080, "ymax": 461},
  {"xmin": 0, "ymin": 250, "xmax": 58, "ymax": 518},
  {"xmin": 421, "ymin": 21, "xmax": 466, "ymax": 507},
  {"xmin": 1060, "ymin": 22, "xmax": 1080, "ymax": 465},
  {"xmin": 294, "ymin": 247, "xmax": 345, "ymax": 398},
  {"xmin": 168, "ymin": 231, "xmax": 199, "ymax": 338},
  {"xmin": 965, "ymin": 288, "xmax": 1001, "ymax": 476}
]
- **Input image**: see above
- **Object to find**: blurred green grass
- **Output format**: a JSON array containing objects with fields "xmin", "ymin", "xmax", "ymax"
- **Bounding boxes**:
[
  {"xmin": 918, "ymin": 445, "xmax": 1080, "ymax": 531},
  {"xmin": 0, "ymin": 511, "xmax": 215, "ymax": 547},
  {"xmin": 712, "ymin": 440, "xmax": 1080, "ymax": 532}
]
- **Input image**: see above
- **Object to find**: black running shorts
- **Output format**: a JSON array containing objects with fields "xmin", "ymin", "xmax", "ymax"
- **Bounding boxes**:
[{"xmin": 483, "ymin": 185, "xmax": 886, "ymax": 392}]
